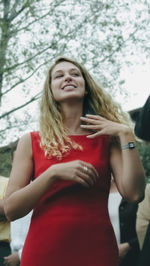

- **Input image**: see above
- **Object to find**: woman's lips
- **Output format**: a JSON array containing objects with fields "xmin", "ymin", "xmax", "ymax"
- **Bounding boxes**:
[{"xmin": 62, "ymin": 84, "xmax": 76, "ymax": 90}]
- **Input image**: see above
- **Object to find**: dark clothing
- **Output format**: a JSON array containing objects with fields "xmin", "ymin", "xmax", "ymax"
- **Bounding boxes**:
[
  {"xmin": 119, "ymin": 199, "xmax": 140, "ymax": 266},
  {"xmin": 0, "ymin": 241, "xmax": 11, "ymax": 266},
  {"xmin": 134, "ymin": 95, "xmax": 150, "ymax": 141}
]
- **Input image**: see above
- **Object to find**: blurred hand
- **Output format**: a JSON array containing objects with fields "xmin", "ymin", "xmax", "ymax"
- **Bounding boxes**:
[
  {"xmin": 118, "ymin": 242, "xmax": 130, "ymax": 262},
  {"xmin": 51, "ymin": 160, "xmax": 99, "ymax": 188},
  {"xmin": 80, "ymin": 114, "xmax": 129, "ymax": 138},
  {"xmin": 4, "ymin": 252, "xmax": 20, "ymax": 266}
]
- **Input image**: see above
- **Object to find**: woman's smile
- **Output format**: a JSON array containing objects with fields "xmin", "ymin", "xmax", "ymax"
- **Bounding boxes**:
[{"xmin": 62, "ymin": 84, "xmax": 77, "ymax": 91}]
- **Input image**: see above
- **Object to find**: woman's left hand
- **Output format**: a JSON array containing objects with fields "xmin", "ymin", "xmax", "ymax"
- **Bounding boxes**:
[{"xmin": 80, "ymin": 114, "xmax": 129, "ymax": 138}]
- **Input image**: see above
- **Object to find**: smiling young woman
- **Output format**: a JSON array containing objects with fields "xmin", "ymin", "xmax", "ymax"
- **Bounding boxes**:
[
  {"xmin": 50, "ymin": 61, "xmax": 86, "ymax": 103},
  {"xmin": 4, "ymin": 56, "xmax": 145, "ymax": 266}
]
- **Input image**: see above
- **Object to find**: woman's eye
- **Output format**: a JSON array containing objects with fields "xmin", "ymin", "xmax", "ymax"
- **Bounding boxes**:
[
  {"xmin": 55, "ymin": 75, "xmax": 63, "ymax": 78},
  {"xmin": 72, "ymin": 72, "xmax": 80, "ymax": 76}
]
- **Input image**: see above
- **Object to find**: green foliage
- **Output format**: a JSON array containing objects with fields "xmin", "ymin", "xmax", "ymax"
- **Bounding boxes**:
[
  {"xmin": 138, "ymin": 143, "xmax": 150, "ymax": 183},
  {"xmin": 0, "ymin": 149, "xmax": 11, "ymax": 177}
]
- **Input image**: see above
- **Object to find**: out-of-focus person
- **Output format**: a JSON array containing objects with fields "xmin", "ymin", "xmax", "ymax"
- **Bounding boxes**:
[
  {"xmin": 136, "ymin": 184, "xmax": 150, "ymax": 266},
  {"xmin": 134, "ymin": 95, "xmax": 150, "ymax": 142},
  {"xmin": 134, "ymin": 95, "xmax": 150, "ymax": 265},
  {"xmin": 108, "ymin": 178, "xmax": 140, "ymax": 266},
  {"xmin": 4, "ymin": 211, "xmax": 32, "ymax": 266},
  {"xmin": 136, "ymin": 184, "xmax": 150, "ymax": 250}
]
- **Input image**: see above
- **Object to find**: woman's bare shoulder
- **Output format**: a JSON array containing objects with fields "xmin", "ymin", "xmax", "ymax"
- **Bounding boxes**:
[{"xmin": 16, "ymin": 133, "xmax": 32, "ymax": 157}]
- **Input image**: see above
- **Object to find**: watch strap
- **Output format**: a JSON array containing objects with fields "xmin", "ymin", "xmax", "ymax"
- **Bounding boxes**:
[{"xmin": 121, "ymin": 142, "xmax": 136, "ymax": 150}]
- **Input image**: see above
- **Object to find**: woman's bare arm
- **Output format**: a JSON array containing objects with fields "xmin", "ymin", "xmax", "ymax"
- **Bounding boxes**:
[
  {"xmin": 4, "ymin": 134, "xmax": 57, "ymax": 221},
  {"xmin": 110, "ymin": 141, "xmax": 145, "ymax": 202},
  {"xmin": 80, "ymin": 114, "xmax": 146, "ymax": 202}
]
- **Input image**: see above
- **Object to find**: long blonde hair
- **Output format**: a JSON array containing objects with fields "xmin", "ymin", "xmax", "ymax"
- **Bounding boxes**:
[{"xmin": 40, "ymin": 56, "xmax": 130, "ymax": 159}]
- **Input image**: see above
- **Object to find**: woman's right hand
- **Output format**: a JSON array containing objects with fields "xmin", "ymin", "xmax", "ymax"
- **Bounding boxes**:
[{"xmin": 50, "ymin": 160, "xmax": 99, "ymax": 188}]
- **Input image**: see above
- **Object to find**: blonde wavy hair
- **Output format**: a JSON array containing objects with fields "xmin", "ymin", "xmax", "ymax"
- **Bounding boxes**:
[{"xmin": 40, "ymin": 56, "xmax": 131, "ymax": 159}]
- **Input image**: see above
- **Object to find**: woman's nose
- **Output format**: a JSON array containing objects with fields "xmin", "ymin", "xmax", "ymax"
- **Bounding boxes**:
[{"xmin": 64, "ymin": 74, "xmax": 72, "ymax": 82}]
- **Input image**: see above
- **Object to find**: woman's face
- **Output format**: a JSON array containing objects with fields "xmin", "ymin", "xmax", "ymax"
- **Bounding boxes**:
[{"xmin": 51, "ymin": 61, "xmax": 86, "ymax": 102}]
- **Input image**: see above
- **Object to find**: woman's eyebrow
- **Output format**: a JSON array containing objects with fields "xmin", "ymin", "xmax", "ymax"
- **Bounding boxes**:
[
  {"xmin": 69, "ymin": 68, "xmax": 80, "ymax": 72},
  {"xmin": 55, "ymin": 68, "xmax": 78, "ymax": 72},
  {"xmin": 53, "ymin": 70, "xmax": 63, "ymax": 74},
  {"xmin": 52, "ymin": 68, "xmax": 80, "ymax": 76},
  {"xmin": 52, "ymin": 70, "xmax": 63, "ymax": 77}
]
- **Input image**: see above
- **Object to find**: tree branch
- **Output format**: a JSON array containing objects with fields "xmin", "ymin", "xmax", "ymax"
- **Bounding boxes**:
[
  {"xmin": 9, "ymin": 0, "xmax": 19, "ymax": 20},
  {"xmin": 0, "ymin": 92, "xmax": 41, "ymax": 119},
  {"xmin": 3, "ymin": 44, "xmax": 53, "ymax": 73},
  {"xmin": 0, "ymin": 120, "xmax": 36, "ymax": 134},
  {"xmin": 9, "ymin": 10, "xmax": 51, "ymax": 36},
  {"xmin": 2, "ymin": 60, "xmax": 48, "ymax": 96},
  {"xmin": 9, "ymin": 0, "xmax": 31, "ymax": 21},
  {"xmin": 3, "ymin": 0, "xmax": 10, "ymax": 20}
]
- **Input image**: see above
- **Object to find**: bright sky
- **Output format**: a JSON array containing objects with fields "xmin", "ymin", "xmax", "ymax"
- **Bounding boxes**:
[{"xmin": 118, "ymin": 64, "xmax": 150, "ymax": 111}]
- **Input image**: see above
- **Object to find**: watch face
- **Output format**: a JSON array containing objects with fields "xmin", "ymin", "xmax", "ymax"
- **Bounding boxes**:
[
  {"xmin": 121, "ymin": 142, "xmax": 136, "ymax": 150},
  {"xmin": 129, "ymin": 142, "xmax": 136, "ymax": 149}
]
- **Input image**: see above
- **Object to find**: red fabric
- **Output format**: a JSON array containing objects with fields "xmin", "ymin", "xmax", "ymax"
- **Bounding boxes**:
[{"xmin": 21, "ymin": 132, "xmax": 119, "ymax": 266}]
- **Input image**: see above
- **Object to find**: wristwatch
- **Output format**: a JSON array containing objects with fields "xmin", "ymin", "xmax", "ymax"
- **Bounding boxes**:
[{"xmin": 121, "ymin": 142, "xmax": 136, "ymax": 150}]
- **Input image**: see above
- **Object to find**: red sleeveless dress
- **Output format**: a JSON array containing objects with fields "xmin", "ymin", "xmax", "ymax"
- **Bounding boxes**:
[{"xmin": 21, "ymin": 132, "xmax": 119, "ymax": 266}]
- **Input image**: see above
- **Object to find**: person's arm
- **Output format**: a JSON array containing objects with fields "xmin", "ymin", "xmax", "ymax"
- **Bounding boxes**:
[
  {"xmin": 4, "ymin": 133, "xmax": 98, "ymax": 221},
  {"xmin": 80, "ymin": 114, "xmax": 146, "ymax": 202},
  {"xmin": 110, "ymin": 139, "xmax": 145, "ymax": 203},
  {"xmin": 4, "ymin": 133, "xmax": 59, "ymax": 221},
  {"xmin": 134, "ymin": 95, "xmax": 150, "ymax": 141}
]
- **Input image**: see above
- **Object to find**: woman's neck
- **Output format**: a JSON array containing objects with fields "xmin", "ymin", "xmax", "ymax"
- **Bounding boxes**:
[
  {"xmin": 61, "ymin": 101, "xmax": 87, "ymax": 135},
  {"xmin": 63, "ymin": 113, "xmax": 84, "ymax": 135}
]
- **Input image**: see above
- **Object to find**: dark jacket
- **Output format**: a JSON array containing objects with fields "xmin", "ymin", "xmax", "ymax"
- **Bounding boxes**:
[
  {"xmin": 134, "ymin": 95, "xmax": 150, "ymax": 141},
  {"xmin": 119, "ymin": 199, "xmax": 140, "ymax": 266}
]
